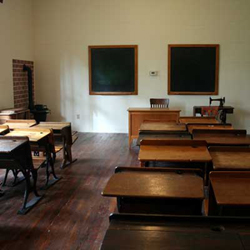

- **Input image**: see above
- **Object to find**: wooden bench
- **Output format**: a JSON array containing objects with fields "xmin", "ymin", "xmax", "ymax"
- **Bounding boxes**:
[{"xmin": 102, "ymin": 167, "xmax": 204, "ymax": 215}]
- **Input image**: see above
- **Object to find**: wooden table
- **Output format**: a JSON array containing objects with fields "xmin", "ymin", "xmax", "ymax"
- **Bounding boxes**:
[
  {"xmin": 179, "ymin": 116, "xmax": 219, "ymax": 124},
  {"xmin": 188, "ymin": 124, "xmax": 233, "ymax": 134},
  {"xmin": 193, "ymin": 129, "xmax": 250, "ymax": 146},
  {"xmin": 209, "ymin": 147, "xmax": 250, "ymax": 170},
  {"xmin": 209, "ymin": 171, "xmax": 250, "ymax": 216},
  {"xmin": 128, "ymin": 108, "xmax": 181, "ymax": 146},
  {"xmin": 3, "ymin": 120, "xmax": 36, "ymax": 129},
  {"xmin": 101, "ymin": 213, "xmax": 250, "ymax": 250},
  {"xmin": 102, "ymin": 167, "xmax": 204, "ymax": 215},
  {"xmin": 0, "ymin": 125, "xmax": 9, "ymax": 135},
  {"xmin": 35, "ymin": 122, "xmax": 76, "ymax": 168},
  {"xmin": 0, "ymin": 137, "xmax": 43, "ymax": 214},
  {"xmin": 5, "ymin": 128, "xmax": 60, "ymax": 188}
]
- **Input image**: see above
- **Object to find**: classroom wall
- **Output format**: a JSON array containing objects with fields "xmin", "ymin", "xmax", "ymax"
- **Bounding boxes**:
[
  {"xmin": 34, "ymin": 0, "xmax": 250, "ymax": 133},
  {"xmin": 0, "ymin": 0, "xmax": 34, "ymax": 109}
]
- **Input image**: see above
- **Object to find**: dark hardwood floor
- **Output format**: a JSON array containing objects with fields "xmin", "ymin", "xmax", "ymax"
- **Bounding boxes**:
[{"xmin": 0, "ymin": 133, "xmax": 139, "ymax": 250}]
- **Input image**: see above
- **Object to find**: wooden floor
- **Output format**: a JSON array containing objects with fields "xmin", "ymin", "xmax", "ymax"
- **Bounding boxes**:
[{"xmin": 0, "ymin": 133, "xmax": 139, "ymax": 250}]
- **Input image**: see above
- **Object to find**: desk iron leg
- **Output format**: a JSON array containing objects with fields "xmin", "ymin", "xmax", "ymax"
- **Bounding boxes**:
[
  {"xmin": 18, "ymin": 169, "xmax": 43, "ymax": 215},
  {"xmin": 41, "ymin": 149, "xmax": 61, "ymax": 190}
]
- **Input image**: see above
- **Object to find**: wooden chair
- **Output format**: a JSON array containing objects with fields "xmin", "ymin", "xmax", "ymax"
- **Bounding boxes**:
[{"xmin": 150, "ymin": 98, "xmax": 169, "ymax": 108}]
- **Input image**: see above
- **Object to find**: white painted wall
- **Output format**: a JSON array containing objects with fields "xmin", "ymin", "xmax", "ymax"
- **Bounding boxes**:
[
  {"xmin": 0, "ymin": 0, "xmax": 34, "ymax": 109},
  {"xmin": 34, "ymin": 0, "xmax": 250, "ymax": 133}
]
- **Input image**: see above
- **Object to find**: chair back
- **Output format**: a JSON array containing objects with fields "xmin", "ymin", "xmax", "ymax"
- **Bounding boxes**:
[{"xmin": 150, "ymin": 98, "xmax": 169, "ymax": 108}]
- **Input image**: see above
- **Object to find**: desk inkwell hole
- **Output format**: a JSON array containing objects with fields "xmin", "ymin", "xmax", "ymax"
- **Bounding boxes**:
[{"xmin": 210, "ymin": 225, "xmax": 225, "ymax": 232}]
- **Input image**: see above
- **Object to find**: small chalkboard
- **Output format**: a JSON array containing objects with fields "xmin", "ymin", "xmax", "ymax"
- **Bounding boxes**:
[
  {"xmin": 89, "ymin": 45, "xmax": 138, "ymax": 95},
  {"xmin": 168, "ymin": 44, "xmax": 219, "ymax": 95}
]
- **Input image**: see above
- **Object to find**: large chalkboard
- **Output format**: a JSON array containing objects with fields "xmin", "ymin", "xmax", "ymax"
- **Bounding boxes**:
[
  {"xmin": 168, "ymin": 44, "xmax": 219, "ymax": 95},
  {"xmin": 89, "ymin": 45, "xmax": 138, "ymax": 95}
]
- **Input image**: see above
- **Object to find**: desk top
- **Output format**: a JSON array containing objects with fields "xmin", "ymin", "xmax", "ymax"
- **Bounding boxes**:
[
  {"xmin": 102, "ymin": 168, "xmax": 204, "ymax": 199},
  {"xmin": 101, "ymin": 214, "xmax": 250, "ymax": 250},
  {"xmin": 5, "ymin": 129, "xmax": 50, "ymax": 142},
  {"xmin": 3, "ymin": 121, "xmax": 36, "ymax": 130},
  {"xmin": 0, "ymin": 125, "xmax": 9, "ymax": 134},
  {"xmin": 140, "ymin": 122, "xmax": 186, "ymax": 132},
  {"xmin": 0, "ymin": 137, "xmax": 27, "ymax": 153},
  {"xmin": 128, "ymin": 108, "xmax": 181, "ymax": 112},
  {"xmin": 194, "ymin": 135, "xmax": 250, "ymax": 146},
  {"xmin": 179, "ymin": 116, "xmax": 219, "ymax": 124},
  {"xmin": 137, "ymin": 133, "xmax": 191, "ymax": 146},
  {"xmin": 35, "ymin": 122, "xmax": 70, "ymax": 131},
  {"xmin": 209, "ymin": 147, "xmax": 250, "ymax": 170},
  {"xmin": 188, "ymin": 124, "xmax": 233, "ymax": 134},
  {"xmin": 210, "ymin": 171, "xmax": 250, "ymax": 206},
  {"xmin": 139, "ymin": 140, "xmax": 211, "ymax": 163}
]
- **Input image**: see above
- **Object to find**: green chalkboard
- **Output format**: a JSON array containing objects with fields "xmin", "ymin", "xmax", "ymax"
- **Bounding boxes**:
[
  {"xmin": 168, "ymin": 44, "xmax": 219, "ymax": 95},
  {"xmin": 89, "ymin": 45, "xmax": 138, "ymax": 95}
]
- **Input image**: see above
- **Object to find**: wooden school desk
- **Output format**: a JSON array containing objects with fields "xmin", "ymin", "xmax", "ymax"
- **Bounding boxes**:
[
  {"xmin": 193, "ymin": 129, "xmax": 250, "ymax": 146},
  {"xmin": 138, "ymin": 139, "xmax": 211, "ymax": 166},
  {"xmin": 209, "ymin": 171, "xmax": 250, "ymax": 216},
  {"xmin": 179, "ymin": 116, "xmax": 219, "ymax": 124},
  {"xmin": 34, "ymin": 122, "xmax": 77, "ymax": 168},
  {"xmin": 137, "ymin": 121, "xmax": 190, "ymax": 145},
  {"xmin": 3, "ymin": 119, "xmax": 36, "ymax": 130},
  {"xmin": 0, "ymin": 125, "xmax": 9, "ymax": 135},
  {"xmin": 187, "ymin": 124, "xmax": 233, "ymax": 134},
  {"xmin": 5, "ymin": 128, "xmax": 60, "ymax": 188},
  {"xmin": 0, "ymin": 137, "xmax": 43, "ymax": 214},
  {"xmin": 128, "ymin": 108, "xmax": 181, "ymax": 146},
  {"xmin": 102, "ymin": 167, "xmax": 204, "ymax": 215},
  {"xmin": 101, "ymin": 214, "xmax": 250, "ymax": 250},
  {"xmin": 209, "ymin": 147, "xmax": 250, "ymax": 170}
]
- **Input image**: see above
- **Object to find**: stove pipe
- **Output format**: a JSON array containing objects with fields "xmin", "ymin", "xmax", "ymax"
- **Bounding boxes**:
[{"xmin": 23, "ymin": 64, "xmax": 34, "ymax": 110}]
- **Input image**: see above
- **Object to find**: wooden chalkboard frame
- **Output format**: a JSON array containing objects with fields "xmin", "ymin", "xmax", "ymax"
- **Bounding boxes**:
[
  {"xmin": 88, "ymin": 45, "xmax": 138, "ymax": 95},
  {"xmin": 168, "ymin": 44, "xmax": 219, "ymax": 95}
]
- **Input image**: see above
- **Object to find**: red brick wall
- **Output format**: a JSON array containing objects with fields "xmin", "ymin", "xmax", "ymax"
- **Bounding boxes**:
[{"xmin": 13, "ymin": 59, "xmax": 35, "ymax": 109}]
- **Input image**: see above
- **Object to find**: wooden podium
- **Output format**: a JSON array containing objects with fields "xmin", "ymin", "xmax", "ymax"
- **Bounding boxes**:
[{"xmin": 128, "ymin": 108, "xmax": 181, "ymax": 146}]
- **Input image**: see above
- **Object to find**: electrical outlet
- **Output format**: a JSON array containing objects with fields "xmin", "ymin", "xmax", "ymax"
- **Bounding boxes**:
[{"xmin": 76, "ymin": 114, "xmax": 80, "ymax": 119}]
